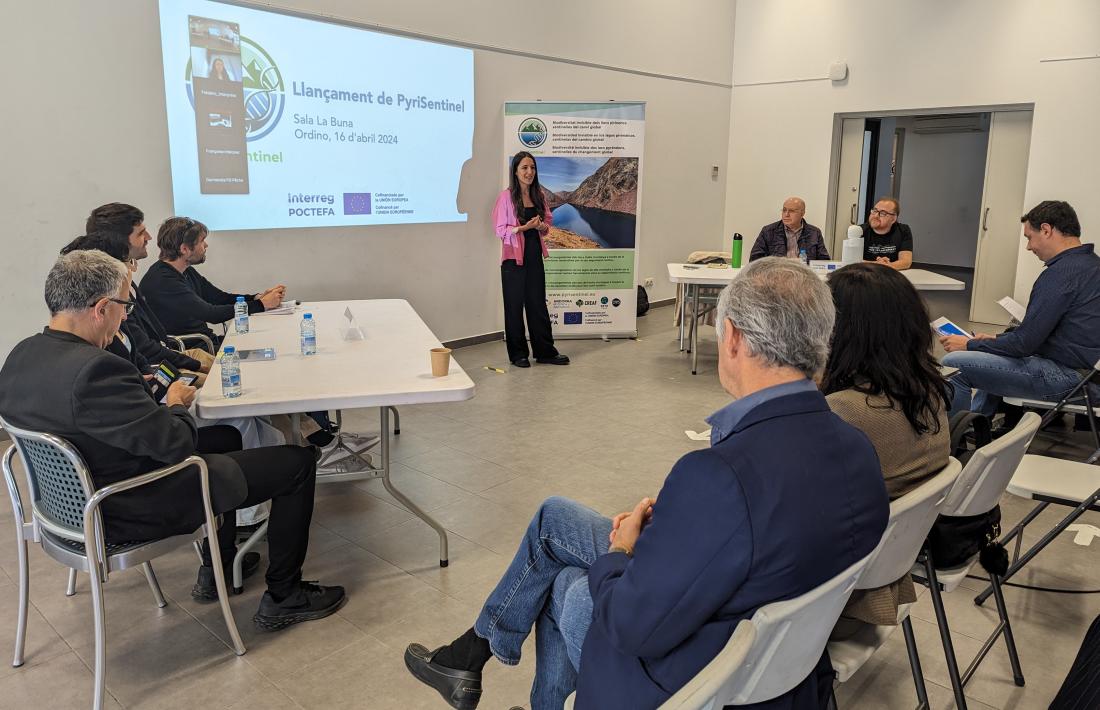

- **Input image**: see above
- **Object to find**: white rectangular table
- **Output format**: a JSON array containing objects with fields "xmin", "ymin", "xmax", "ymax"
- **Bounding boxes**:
[
  {"xmin": 667, "ymin": 263, "xmax": 966, "ymax": 374},
  {"xmin": 196, "ymin": 299, "xmax": 474, "ymax": 566}
]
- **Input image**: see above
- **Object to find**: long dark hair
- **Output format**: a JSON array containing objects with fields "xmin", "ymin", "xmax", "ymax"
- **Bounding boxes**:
[
  {"xmin": 821, "ymin": 263, "xmax": 949, "ymax": 435},
  {"xmin": 508, "ymin": 151, "xmax": 547, "ymax": 220},
  {"xmin": 60, "ymin": 232, "xmax": 131, "ymax": 262}
]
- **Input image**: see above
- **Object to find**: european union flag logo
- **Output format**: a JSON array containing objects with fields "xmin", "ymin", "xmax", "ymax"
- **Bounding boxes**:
[
  {"xmin": 343, "ymin": 192, "xmax": 372, "ymax": 215},
  {"xmin": 563, "ymin": 312, "xmax": 583, "ymax": 325}
]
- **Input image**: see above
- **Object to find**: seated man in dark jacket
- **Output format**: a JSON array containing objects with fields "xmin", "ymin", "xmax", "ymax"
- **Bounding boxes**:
[
  {"xmin": 140, "ymin": 216, "xmax": 284, "ymax": 348},
  {"xmin": 749, "ymin": 197, "xmax": 830, "ymax": 261},
  {"xmin": 0, "ymin": 250, "xmax": 345, "ymax": 630},
  {"xmin": 404, "ymin": 258, "xmax": 889, "ymax": 710}
]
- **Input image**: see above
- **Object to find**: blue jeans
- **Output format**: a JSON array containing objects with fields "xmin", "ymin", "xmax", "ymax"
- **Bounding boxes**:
[
  {"xmin": 943, "ymin": 351, "xmax": 1095, "ymax": 417},
  {"xmin": 473, "ymin": 497, "xmax": 612, "ymax": 710}
]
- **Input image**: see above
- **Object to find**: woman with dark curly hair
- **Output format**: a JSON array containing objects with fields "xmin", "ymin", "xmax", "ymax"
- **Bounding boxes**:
[{"xmin": 822, "ymin": 262, "xmax": 951, "ymax": 635}]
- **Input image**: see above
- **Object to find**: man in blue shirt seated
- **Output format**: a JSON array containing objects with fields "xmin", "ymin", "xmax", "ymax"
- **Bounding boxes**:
[
  {"xmin": 941, "ymin": 201, "xmax": 1100, "ymax": 416},
  {"xmin": 403, "ymin": 258, "xmax": 890, "ymax": 710}
]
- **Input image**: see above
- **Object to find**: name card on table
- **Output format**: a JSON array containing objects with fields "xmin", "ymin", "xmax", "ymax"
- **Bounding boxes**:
[{"xmin": 341, "ymin": 306, "xmax": 365, "ymax": 341}]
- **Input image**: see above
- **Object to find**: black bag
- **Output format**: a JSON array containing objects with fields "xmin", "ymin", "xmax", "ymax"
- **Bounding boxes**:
[
  {"xmin": 925, "ymin": 412, "xmax": 1006, "ymax": 572},
  {"xmin": 637, "ymin": 285, "xmax": 650, "ymax": 317},
  {"xmin": 927, "ymin": 507, "xmax": 1002, "ymax": 569}
]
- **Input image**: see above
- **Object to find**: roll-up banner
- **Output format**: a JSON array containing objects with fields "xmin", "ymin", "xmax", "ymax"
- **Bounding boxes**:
[{"xmin": 503, "ymin": 102, "xmax": 646, "ymax": 338}]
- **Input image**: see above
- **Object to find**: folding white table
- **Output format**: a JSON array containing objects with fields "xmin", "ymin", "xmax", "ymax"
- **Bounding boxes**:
[
  {"xmin": 667, "ymin": 263, "xmax": 966, "ymax": 374},
  {"xmin": 196, "ymin": 299, "xmax": 475, "ymax": 566}
]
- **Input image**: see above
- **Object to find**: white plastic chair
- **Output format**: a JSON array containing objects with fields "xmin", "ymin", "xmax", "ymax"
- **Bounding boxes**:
[
  {"xmin": 910, "ymin": 413, "xmax": 1040, "ymax": 708},
  {"xmin": 564, "ymin": 552, "xmax": 875, "ymax": 710},
  {"xmin": 663, "ymin": 552, "xmax": 874, "ymax": 709},
  {"xmin": 1, "ymin": 419, "xmax": 245, "ymax": 710},
  {"xmin": 828, "ymin": 459, "xmax": 962, "ymax": 710},
  {"xmin": 653, "ymin": 622, "xmax": 755, "ymax": 710}
]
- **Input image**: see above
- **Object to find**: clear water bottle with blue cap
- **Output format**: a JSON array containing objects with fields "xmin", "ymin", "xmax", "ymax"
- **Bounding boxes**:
[
  {"xmin": 221, "ymin": 346, "xmax": 242, "ymax": 398},
  {"xmin": 233, "ymin": 296, "xmax": 249, "ymax": 334},
  {"xmin": 799, "ymin": 248, "xmax": 810, "ymax": 266},
  {"xmin": 300, "ymin": 313, "xmax": 317, "ymax": 355}
]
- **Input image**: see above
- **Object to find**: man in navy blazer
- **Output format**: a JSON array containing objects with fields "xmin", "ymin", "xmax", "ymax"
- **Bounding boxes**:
[{"xmin": 404, "ymin": 258, "xmax": 889, "ymax": 710}]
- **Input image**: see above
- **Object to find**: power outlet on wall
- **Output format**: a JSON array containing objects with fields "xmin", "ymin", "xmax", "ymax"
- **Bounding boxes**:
[{"xmin": 643, "ymin": 277, "xmax": 654, "ymax": 288}]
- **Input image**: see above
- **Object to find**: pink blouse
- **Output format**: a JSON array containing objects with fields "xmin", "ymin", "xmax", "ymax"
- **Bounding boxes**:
[{"xmin": 490, "ymin": 189, "xmax": 552, "ymax": 265}]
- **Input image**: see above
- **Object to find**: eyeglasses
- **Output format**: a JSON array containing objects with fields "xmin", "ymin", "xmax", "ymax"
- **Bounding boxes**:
[
  {"xmin": 870, "ymin": 209, "xmax": 897, "ymax": 218},
  {"xmin": 104, "ymin": 298, "xmax": 135, "ymax": 315}
]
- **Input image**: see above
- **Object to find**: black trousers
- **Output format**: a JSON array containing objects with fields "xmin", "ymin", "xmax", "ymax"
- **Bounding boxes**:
[
  {"xmin": 106, "ymin": 445, "xmax": 316, "ymax": 599},
  {"xmin": 501, "ymin": 258, "xmax": 558, "ymax": 362},
  {"xmin": 196, "ymin": 425, "xmax": 243, "ymax": 454}
]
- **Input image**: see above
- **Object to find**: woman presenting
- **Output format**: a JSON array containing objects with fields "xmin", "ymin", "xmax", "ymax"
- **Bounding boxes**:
[{"xmin": 491, "ymin": 152, "xmax": 569, "ymax": 368}]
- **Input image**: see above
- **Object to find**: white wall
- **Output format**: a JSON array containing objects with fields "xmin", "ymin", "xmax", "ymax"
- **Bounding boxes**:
[
  {"xmin": 0, "ymin": 0, "xmax": 735, "ymax": 361},
  {"xmin": 724, "ymin": 0, "xmax": 1100, "ymax": 305},
  {"xmin": 894, "ymin": 119, "xmax": 989, "ymax": 268}
]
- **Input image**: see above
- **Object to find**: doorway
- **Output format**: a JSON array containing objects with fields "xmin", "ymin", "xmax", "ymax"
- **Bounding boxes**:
[{"xmin": 828, "ymin": 107, "xmax": 1033, "ymax": 327}]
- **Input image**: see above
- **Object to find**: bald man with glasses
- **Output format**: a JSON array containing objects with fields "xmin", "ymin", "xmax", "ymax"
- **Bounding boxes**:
[
  {"xmin": 749, "ymin": 197, "xmax": 830, "ymax": 262},
  {"xmin": 862, "ymin": 197, "xmax": 914, "ymax": 270}
]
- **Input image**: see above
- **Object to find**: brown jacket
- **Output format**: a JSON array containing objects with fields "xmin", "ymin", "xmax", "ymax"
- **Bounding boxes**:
[{"xmin": 827, "ymin": 388, "xmax": 950, "ymax": 626}]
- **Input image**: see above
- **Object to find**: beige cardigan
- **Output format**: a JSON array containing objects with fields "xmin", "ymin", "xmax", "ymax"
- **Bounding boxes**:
[{"xmin": 827, "ymin": 388, "xmax": 950, "ymax": 626}]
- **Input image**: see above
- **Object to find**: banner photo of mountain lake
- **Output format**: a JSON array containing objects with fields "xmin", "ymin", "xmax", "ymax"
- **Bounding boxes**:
[{"xmin": 528, "ymin": 156, "xmax": 639, "ymax": 249}]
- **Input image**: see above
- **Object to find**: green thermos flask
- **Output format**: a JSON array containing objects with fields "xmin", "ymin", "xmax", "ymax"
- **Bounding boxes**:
[{"xmin": 731, "ymin": 233, "xmax": 743, "ymax": 268}]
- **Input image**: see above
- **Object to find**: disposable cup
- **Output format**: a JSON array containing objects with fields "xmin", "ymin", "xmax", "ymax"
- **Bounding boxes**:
[{"xmin": 430, "ymin": 347, "xmax": 452, "ymax": 377}]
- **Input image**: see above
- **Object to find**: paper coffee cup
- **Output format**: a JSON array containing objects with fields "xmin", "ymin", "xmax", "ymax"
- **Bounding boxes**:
[{"xmin": 430, "ymin": 347, "xmax": 452, "ymax": 377}]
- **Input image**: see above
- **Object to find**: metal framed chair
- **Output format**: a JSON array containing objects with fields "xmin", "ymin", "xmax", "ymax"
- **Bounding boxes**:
[
  {"xmin": 827, "ymin": 460, "xmax": 962, "ymax": 710},
  {"xmin": 1, "ymin": 418, "xmax": 245, "ymax": 710},
  {"xmin": 973, "ymin": 453, "xmax": 1100, "ymax": 608},
  {"xmin": 1002, "ymin": 359, "xmax": 1100, "ymax": 464},
  {"xmin": 167, "ymin": 332, "xmax": 216, "ymax": 354},
  {"xmin": 910, "ymin": 413, "xmax": 1041, "ymax": 709}
]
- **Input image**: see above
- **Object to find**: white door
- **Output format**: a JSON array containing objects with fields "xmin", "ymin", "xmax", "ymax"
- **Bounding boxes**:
[
  {"xmin": 970, "ymin": 110, "xmax": 1033, "ymax": 325},
  {"xmin": 830, "ymin": 118, "xmax": 866, "ymax": 255}
]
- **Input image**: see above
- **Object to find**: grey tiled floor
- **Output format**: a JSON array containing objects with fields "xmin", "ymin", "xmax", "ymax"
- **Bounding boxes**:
[{"xmin": 1, "ymin": 299, "xmax": 1098, "ymax": 709}]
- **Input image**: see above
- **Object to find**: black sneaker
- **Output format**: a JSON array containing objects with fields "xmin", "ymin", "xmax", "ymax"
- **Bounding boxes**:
[
  {"xmin": 191, "ymin": 551, "xmax": 261, "ymax": 602},
  {"xmin": 535, "ymin": 354, "xmax": 570, "ymax": 365},
  {"xmin": 252, "ymin": 581, "xmax": 347, "ymax": 631}
]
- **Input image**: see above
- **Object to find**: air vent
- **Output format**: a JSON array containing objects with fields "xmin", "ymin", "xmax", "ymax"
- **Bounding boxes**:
[{"xmin": 912, "ymin": 114, "xmax": 989, "ymax": 134}]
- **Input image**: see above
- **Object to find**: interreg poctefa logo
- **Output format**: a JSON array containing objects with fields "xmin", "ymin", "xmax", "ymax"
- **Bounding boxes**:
[
  {"xmin": 518, "ymin": 117, "xmax": 548, "ymax": 148},
  {"xmin": 186, "ymin": 37, "xmax": 285, "ymax": 141}
]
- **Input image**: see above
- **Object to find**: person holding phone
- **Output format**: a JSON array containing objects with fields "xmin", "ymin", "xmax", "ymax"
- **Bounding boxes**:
[
  {"xmin": 0, "ymin": 250, "xmax": 346, "ymax": 626},
  {"xmin": 491, "ymin": 152, "xmax": 569, "ymax": 368}
]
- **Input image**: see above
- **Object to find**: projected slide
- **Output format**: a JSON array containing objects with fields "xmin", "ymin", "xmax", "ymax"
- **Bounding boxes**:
[{"xmin": 159, "ymin": 0, "xmax": 474, "ymax": 230}]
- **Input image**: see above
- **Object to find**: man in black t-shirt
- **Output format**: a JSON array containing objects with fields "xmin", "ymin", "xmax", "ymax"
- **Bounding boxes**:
[{"xmin": 862, "ymin": 197, "xmax": 913, "ymax": 270}]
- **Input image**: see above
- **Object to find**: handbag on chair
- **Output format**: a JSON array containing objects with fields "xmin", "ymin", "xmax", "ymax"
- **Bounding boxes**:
[{"xmin": 925, "ymin": 412, "xmax": 1006, "ymax": 573}]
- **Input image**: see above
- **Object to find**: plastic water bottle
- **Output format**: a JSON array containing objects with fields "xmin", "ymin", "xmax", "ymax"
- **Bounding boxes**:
[
  {"xmin": 300, "ymin": 313, "xmax": 317, "ymax": 355},
  {"xmin": 233, "ymin": 296, "xmax": 249, "ymax": 334},
  {"xmin": 221, "ymin": 346, "xmax": 242, "ymax": 398},
  {"xmin": 799, "ymin": 248, "xmax": 810, "ymax": 266}
]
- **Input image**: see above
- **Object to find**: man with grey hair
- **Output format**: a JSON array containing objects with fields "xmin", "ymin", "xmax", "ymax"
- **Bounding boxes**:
[
  {"xmin": 403, "ymin": 257, "xmax": 888, "ymax": 710},
  {"xmin": 749, "ymin": 197, "xmax": 831, "ymax": 261},
  {"xmin": 0, "ymin": 250, "xmax": 347, "ymax": 631}
]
